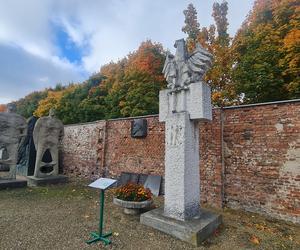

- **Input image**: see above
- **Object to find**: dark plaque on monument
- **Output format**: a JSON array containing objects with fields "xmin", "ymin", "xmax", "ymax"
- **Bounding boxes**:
[{"xmin": 131, "ymin": 119, "xmax": 147, "ymax": 138}]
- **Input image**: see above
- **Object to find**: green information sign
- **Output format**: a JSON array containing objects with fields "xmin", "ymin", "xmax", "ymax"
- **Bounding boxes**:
[{"xmin": 86, "ymin": 178, "xmax": 117, "ymax": 245}]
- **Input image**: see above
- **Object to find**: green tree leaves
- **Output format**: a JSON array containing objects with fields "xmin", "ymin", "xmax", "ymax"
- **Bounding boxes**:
[{"xmin": 232, "ymin": 0, "xmax": 300, "ymax": 103}]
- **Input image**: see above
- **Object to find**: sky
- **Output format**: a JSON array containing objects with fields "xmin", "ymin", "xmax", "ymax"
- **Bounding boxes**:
[{"xmin": 0, "ymin": 0, "xmax": 255, "ymax": 104}]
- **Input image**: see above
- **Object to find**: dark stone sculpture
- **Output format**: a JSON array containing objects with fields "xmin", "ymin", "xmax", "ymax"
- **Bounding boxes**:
[{"xmin": 17, "ymin": 116, "xmax": 38, "ymax": 176}]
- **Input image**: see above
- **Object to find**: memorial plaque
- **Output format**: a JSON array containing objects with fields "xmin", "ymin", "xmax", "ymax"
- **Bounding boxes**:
[
  {"xmin": 131, "ymin": 119, "xmax": 147, "ymax": 138},
  {"xmin": 138, "ymin": 174, "xmax": 148, "ymax": 185},
  {"xmin": 88, "ymin": 178, "xmax": 117, "ymax": 190},
  {"xmin": 118, "ymin": 172, "xmax": 139, "ymax": 186},
  {"xmin": 144, "ymin": 175, "xmax": 162, "ymax": 197}
]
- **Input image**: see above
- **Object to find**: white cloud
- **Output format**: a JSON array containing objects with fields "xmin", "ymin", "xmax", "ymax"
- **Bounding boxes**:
[
  {"xmin": 0, "ymin": 0, "xmax": 255, "ymax": 103},
  {"xmin": 0, "ymin": 44, "xmax": 85, "ymax": 103}
]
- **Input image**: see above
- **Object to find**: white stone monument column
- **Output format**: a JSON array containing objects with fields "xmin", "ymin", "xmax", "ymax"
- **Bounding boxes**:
[
  {"xmin": 141, "ymin": 39, "xmax": 221, "ymax": 246},
  {"xmin": 164, "ymin": 111, "xmax": 200, "ymax": 220},
  {"xmin": 160, "ymin": 82, "xmax": 212, "ymax": 221}
]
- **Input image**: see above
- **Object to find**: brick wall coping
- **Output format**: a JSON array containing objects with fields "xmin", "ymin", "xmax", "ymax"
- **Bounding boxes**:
[
  {"xmin": 64, "ymin": 114, "xmax": 158, "ymax": 127},
  {"xmin": 64, "ymin": 99, "xmax": 300, "ymax": 127},
  {"xmin": 221, "ymin": 98, "xmax": 300, "ymax": 110},
  {"xmin": 64, "ymin": 120, "xmax": 106, "ymax": 127}
]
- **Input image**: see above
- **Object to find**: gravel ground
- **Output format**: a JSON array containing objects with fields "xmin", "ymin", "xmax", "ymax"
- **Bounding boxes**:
[{"xmin": 0, "ymin": 180, "xmax": 299, "ymax": 250}]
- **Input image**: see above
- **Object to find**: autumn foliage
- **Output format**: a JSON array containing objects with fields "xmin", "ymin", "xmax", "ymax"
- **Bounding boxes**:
[
  {"xmin": 12, "ymin": 1, "xmax": 299, "ymax": 123},
  {"xmin": 232, "ymin": 0, "xmax": 300, "ymax": 102},
  {"xmin": 0, "ymin": 104, "xmax": 6, "ymax": 112},
  {"xmin": 182, "ymin": 1, "xmax": 234, "ymax": 106},
  {"xmin": 14, "ymin": 40, "xmax": 166, "ymax": 124},
  {"xmin": 182, "ymin": 0, "xmax": 299, "ymax": 105}
]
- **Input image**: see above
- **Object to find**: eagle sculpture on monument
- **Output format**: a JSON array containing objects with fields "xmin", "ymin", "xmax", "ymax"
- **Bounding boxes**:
[{"xmin": 163, "ymin": 39, "xmax": 213, "ymax": 89}]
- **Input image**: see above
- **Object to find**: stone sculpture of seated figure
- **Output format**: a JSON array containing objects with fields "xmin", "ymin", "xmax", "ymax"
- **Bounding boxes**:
[
  {"xmin": 33, "ymin": 109, "xmax": 64, "ymax": 178},
  {"xmin": 0, "ymin": 103, "xmax": 27, "ymax": 179}
]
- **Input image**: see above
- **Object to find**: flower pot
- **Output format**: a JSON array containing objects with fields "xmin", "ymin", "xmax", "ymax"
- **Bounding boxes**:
[{"xmin": 113, "ymin": 197, "xmax": 153, "ymax": 215}]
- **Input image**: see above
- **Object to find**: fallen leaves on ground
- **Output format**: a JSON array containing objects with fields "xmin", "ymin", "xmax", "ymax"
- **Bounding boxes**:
[{"xmin": 250, "ymin": 235, "xmax": 260, "ymax": 245}]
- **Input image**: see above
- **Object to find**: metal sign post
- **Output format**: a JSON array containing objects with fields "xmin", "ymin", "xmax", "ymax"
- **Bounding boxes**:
[{"xmin": 86, "ymin": 178, "xmax": 117, "ymax": 246}]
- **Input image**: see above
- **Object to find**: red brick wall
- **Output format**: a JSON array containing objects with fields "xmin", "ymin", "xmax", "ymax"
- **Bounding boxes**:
[
  {"xmin": 104, "ymin": 116, "xmax": 165, "ymax": 177},
  {"xmin": 62, "ymin": 121, "xmax": 106, "ymax": 178},
  {"xmin": 199, "ymin": 109, "xmax": 223, "ymax": 208},
  {"xmin": 62, "ymin": 101, "xmax": 300, "ymax": 223},
  {"xmin": 223, "ymin": 102, "xmax": 300, "ymax": 223}
]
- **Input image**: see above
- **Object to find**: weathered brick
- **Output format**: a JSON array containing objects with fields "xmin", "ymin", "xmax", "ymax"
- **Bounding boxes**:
[{"xmin": 62, "ymin": 101, "xmax": 300, "ymax": 224}]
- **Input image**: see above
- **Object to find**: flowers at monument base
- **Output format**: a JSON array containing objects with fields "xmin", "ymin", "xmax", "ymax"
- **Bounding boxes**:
[{"xmin": 114, "ymin": 183, "xmax": 152, "ymax": 202}]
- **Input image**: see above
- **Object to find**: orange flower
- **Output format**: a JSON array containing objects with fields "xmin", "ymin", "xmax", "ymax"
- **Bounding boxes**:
[{"xmin": 114, "ymin": 182, "xmax": 153, "ymax": 202}]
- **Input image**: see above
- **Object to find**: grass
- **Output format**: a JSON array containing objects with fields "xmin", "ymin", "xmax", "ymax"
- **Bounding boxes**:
[{"xmin": 0, "ymin": 180, "xmax": 299, "ymax": 250}]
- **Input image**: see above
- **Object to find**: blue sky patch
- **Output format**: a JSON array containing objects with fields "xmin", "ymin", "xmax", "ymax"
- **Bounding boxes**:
[{"xmin": 52, "ymin": 22, "xmax": 83, "ymax": 64}]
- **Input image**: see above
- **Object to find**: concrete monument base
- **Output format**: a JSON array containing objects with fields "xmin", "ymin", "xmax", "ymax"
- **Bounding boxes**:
[
  {"xmin": 0, "ymin": 179, "xmax": 27, "ymax": 190},
  {"xmin": 140, "ymin": 207, "xmax": 222, "ymax": 247},
  {"xmin": 27, "ymin": 175, "xmax": 68, "ymax": 187}
]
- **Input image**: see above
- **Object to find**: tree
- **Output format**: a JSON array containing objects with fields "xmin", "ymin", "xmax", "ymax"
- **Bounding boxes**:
[
  {"xmin": 232, "ymin": 0, "xmax": 300, "ymax": 103},
  {"xmin": 119, "ymin": 71, "xmax": 162, "ymax": 117},
  {"xmin": 56, "ymin": 74, "xmax": 105, "ymax": 124},
  {"xmin": 15, "ymin": 40, "xmax": 167, "ymax": 122},
  {"xmin": 34, "ymin": 90, "xmax": 65, "ymax": 117},
  {"xmin": 103, "ymin": 40, "xmax": 166, "ymax": 118},
  {"xmin": 182, "ymin": 1, "xmax": 234, "ymax": 106},
  {"xmin": 206, "ymin": 1, "xmax": 235, "ymax": 106},
  {"xmin": 100, "ymin": 60, "xmax": 127, "ymax": 119},
  {"xmin": 15, "ymin": 90, "xmax": 48, "ymax": 118},
  {"xmin": 182, "ymin": 3, "xmax": 200, "ymax": 52},
  {"xmin": 212, "ymin": 1, "xmax": 230, "ymax": 45},
  {"xmin": 0, "ymin": 104, "xmax": 6, "ymax": 112},
  {"xmin": 78, "ymin": 89, "xmax": 107, "ymax": 123}
]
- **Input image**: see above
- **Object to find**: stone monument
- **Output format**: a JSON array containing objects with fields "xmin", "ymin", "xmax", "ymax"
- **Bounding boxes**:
[
  {"xmin": 140, "ymin": 39, "xmax": 222, "ymax": 246},
  {"xmin": 17, "ymin": 115, "xmax": 38, "ymax": 176},
  {"xmin": 0, "ymin": 103, "xmax": 27, "ymax": 189},
  {"xmin": 27, "ymin": 109, "xmax": 67, "ymax": 186}
]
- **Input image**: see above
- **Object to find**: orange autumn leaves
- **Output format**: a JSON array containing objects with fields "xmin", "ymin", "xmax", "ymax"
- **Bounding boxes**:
[
  {"xmin": 0, "ymin": 104, "xmax": 6, "ymax": 112},
  {"xmin": 183, "ymin": 0, "xmax": 300, "ymax": 105},
  {"xmin": 99, "ymin": 40, "xmax": 166, "ymax": 118}
]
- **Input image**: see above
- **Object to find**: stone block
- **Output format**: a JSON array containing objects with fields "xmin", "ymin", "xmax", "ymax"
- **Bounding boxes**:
[
  {"xmin": 27, "ymin": 175, "xmax": 68, "ymax": 187},
  {"xmin": 164, "ymin": 112, "xmax": 200, "ymax": 220},
  {"xmin": 144, "ymin": 175, "xmax": 161, "ymax": 197},
  {"xmin": 117, "ymin": 172, "xmax": 139, "ymax": 186},
  {"xmin": 0, "ymin": 179, "xmax": 27, "ymax": 190},
  {"xmin": 159, "ymin": 89, "xmax": 169, "ymax": 122},
  {"xmin": 187, "ymin": 82, "xmax": 212, "ymax": 121},
  {"xmin": 159, "ymin": 82, "xmax": 212, "ymax": 122},
  {"xmin": 140, "ymin": 207, "xmax": 222, "ymax": 246}
]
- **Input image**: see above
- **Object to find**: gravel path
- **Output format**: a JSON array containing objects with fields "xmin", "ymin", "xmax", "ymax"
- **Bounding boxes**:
[{"xmin": 0, "ymin": 180, "xmax": 299, "ymax": 250}]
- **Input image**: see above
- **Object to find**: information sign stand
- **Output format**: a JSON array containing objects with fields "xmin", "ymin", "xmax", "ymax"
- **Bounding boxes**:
[{"xmin": 86, "ymin": 178, "xmax": 117, "ymax": 246}]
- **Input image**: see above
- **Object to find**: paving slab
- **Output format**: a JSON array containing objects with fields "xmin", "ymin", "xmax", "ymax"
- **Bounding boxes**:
[
  {"xmin": 0, "ymin": 179, "xmax": 27, "ymax": 190},
  {"xmin": 27, "ymin": 175, "xmax": 68, "ymax": 187}
]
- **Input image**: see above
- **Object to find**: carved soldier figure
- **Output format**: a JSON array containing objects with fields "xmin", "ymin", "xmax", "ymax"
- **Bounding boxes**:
[
  {"xmin": 0, "ymin": 103, "xmax": 27, "ymax": 179},
  {"xmin": 33, "ymin": 109, "xmax": 64, "ymax": 178}
]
